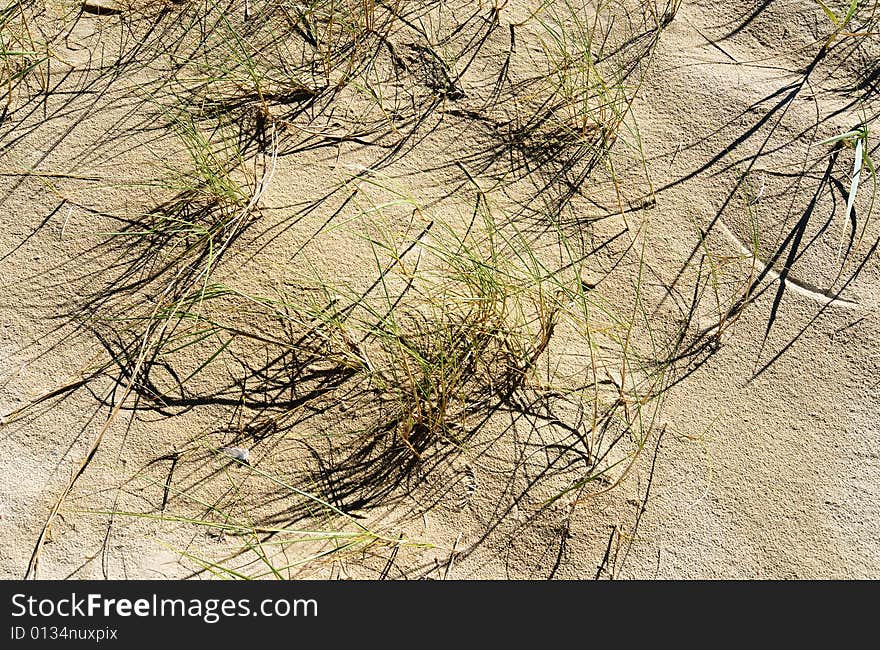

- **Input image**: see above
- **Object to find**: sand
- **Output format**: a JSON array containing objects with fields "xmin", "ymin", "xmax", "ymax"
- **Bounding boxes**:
[{"xmin": 1, "ymin": 0, "xmax": 878, "ymax": 579}]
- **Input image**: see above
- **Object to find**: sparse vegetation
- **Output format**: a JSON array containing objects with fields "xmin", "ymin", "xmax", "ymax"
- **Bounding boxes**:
[
  {"xmin": 0, "ymin": 0, "xmax": 877, "ymax": 579},
  {"xmin": 0, "ymin": 0, "xmax": 49, "ymax": 108}
]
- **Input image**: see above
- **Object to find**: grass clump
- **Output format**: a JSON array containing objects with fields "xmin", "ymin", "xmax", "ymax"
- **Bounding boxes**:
[
  {"xmin": 0, "ymin": 0, "xmax": 49, "ymax": 108},
  {"xmin": 8, "ymin": 0, "xmax": 677, "ymax": 578},
  {"xmin": 303, "ymin": 214, "xmax": 562, "ymax": 450}
]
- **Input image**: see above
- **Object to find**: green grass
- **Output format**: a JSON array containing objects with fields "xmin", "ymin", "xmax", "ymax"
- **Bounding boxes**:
[
  {"xmin": 0, "ymin": 0, "xmax": 49, "ymax": 108},
  {"xmin": 819, "ymin": 118, "xmax": 877, "ymax": 271},
  {"xmin": 6, "ymin": 0, "xmax": 680, "ymax": 578},
  {"xmin": 205, "ymin": 168, "xmax": 672, "ymax": 505}
]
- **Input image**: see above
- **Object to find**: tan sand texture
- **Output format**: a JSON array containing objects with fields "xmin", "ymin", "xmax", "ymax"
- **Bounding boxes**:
[{"xmin": 0, "ymin": 0, "xmax": 877, "ymax": 578}]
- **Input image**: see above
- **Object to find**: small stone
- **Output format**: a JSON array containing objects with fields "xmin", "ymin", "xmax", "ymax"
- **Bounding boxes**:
[
  {"xmin": 82, "ymin": 0, "xmax": 124, "ymax": 15},
  {"xmin": 220, "ymin": 446, "xmax": 250, "ymax": 464}
]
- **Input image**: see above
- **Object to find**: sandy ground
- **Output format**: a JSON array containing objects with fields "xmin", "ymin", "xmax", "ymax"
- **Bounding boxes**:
[{"xmin": 1, "ymin": 0, "xmax": 878, "ymax": 579}]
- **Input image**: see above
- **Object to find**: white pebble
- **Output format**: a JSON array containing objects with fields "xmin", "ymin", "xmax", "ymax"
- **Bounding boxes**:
[{"xmin": 220, "ymin": 446, "xmax": 250, "ymax": 463}]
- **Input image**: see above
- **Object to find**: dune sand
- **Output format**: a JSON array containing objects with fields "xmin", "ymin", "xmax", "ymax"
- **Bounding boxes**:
[{"xmin": 1, "ymin": 0, "xmax": 877, "ymax": 579}]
